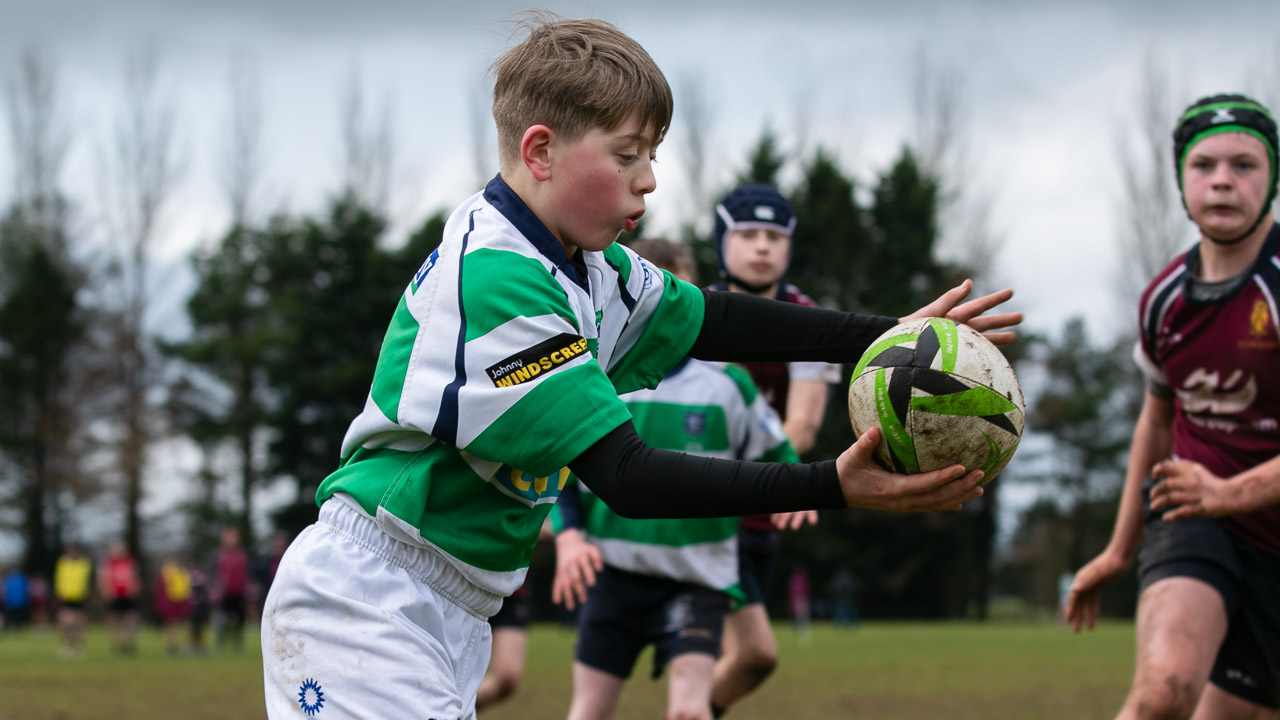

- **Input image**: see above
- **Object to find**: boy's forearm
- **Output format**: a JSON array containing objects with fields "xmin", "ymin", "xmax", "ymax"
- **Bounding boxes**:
[
  {"xmin": 691, "ymin": 289, "xmax": 896, "ymax": 363},
  {"xmin": 1108, "ymin": 393, "xmax": 1174, "ymax": 562},
  {"xmin": 1227, "ymin": 454, "xmax": 1280, "ymax": 513}
]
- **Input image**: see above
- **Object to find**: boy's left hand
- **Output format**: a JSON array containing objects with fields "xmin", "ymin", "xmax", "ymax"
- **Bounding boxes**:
[
  {"xmin": 1149, "ymin": 459, "xmax": 1238, "ymax": 520},
  {"xmin": 902, "ymin": 279, "xmax": 1021, "ymax": 346},
  {"xmin": 551, "ymin": 529, "xmax": 602, "ymax": 611}
]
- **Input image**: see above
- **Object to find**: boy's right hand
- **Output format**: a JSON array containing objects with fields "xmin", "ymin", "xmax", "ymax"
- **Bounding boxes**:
[
  {"xmin": 551, "ymin": 529, "xmax": 602, "ymax": 611},
  {"xmin": 836, "ymin": 427, "xmax": 984, "ymax": 512},
  {"xmin": 1063, "ymin": 550, "xmax": 1129, "ymax": 633}
]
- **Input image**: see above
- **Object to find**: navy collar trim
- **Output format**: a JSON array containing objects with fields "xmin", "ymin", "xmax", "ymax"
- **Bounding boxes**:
[
  {"xmin": 1182, "ymin": 222, "xmax": 1280, "ymax": 299},
  {"xmin": 484, "ymin": 174, "xmax": 588, "ymax": 291},
  {"xmin": 665, "ymin": 356, "xmax": 691, "ymax": 379}
]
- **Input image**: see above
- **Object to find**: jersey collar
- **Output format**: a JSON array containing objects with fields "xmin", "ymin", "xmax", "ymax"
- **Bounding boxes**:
[
  {"xmin": 484, "ymin": 174, "xmax": 589, "ymax": 292},
  {"xmin": 1182, "ymin": 221, "xmax": 1280, "ymax": 300}
]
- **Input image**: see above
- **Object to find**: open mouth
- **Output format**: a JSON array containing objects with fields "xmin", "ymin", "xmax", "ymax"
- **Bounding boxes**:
[{"xmin": 623, "ymin": 211, "xmax": 644, "ymax": 233}]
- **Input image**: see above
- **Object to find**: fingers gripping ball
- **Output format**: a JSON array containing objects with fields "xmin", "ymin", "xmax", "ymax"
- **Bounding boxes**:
[{"xmin": 848, "ymin": 318, "xmax": 1025, "ymax": 484}]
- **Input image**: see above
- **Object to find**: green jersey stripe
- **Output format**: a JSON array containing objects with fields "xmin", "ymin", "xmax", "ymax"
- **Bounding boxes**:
[
  {"xmin": 462, "ymin": 248, "xmax": 578, "ymax": 342},
  {"xmin": 606, "ymin": 273, "xmax": 704, "ymax": 394},
  {"xmin": 467, "ymin": 363, "xmax": 632, "ymax": 478},
  {"xmin": 369, "ymin": 293, "xmax": 419, "ymax": 423}
]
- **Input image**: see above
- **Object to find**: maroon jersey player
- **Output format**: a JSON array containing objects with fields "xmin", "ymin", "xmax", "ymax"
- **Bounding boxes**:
[{"xmin": 1067, "ymin": 94, "xmax": 1280, "ymax": 718}]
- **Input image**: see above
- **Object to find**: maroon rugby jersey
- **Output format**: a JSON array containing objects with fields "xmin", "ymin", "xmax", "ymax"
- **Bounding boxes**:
[
  {"xmin": 1136, "ymin": 224, "xmax": 1280, "ymax": 558},
  {"xmin": 710, "ymin": 281, "xmax": 840, "ymax": 532}
]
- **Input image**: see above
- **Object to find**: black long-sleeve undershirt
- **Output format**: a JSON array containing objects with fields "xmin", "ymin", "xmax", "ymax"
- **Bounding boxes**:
[
  {"xmin": 564, "ymin": 290, "xmax": 900, "ymax": 520},
  {"xmin": 690, "ymin": 288, "xmax": 898, "ymax": 363},
  {"xmin": 568, "ymin": 422, "xmax": 845, "ymax": 520}
]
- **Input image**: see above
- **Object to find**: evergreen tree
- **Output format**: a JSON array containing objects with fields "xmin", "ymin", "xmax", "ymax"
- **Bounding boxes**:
[
  {"xmin": 263, "ymin": 201, "xmax": 446, "ymax": 537},
  {"xmin": 162, "ymin": 222, "xmax": 278, "ymax": 547},
  {"xmin": 0, "ymin": 208, "xmax": 91, "ymax": 574}
]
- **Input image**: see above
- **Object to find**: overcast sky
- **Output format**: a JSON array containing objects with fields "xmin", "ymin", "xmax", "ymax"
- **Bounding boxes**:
[
  {"xmin": 3, "ymin": 0, "xmax": 1279, "ymax": 554},
  {"xmin": 6, "ymin": 0, "xmax": 1279, "ymax": 337}
]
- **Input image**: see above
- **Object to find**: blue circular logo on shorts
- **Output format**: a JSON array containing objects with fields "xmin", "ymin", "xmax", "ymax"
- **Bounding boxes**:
[{"xmin": 298, "ymin": 678, "xmax": 325, "ymax": 716}]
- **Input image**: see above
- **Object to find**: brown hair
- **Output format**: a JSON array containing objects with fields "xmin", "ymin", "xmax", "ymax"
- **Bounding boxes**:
[
  {"xmin": 627, "ymin": 237, "xmax": 695, "ymax": 282},
  {"xmin": 491, "ymin": 13, "xmax": 673, "ymax": 170}
]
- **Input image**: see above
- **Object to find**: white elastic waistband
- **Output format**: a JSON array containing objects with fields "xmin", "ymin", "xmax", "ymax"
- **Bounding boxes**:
[{"xmin": 317, "ymin": 497, "xmax": 503, "ymax": 618}]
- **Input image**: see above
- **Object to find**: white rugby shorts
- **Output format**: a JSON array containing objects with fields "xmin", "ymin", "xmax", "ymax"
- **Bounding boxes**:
[{"xmin": 262, "ymin": 497, "xmax": 495, "ymax": 720}]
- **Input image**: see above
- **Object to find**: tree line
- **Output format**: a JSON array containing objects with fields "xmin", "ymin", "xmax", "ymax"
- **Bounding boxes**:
[{"xmin": 4, "ymin": 45, "xmax": 1234, "ymax": 619}]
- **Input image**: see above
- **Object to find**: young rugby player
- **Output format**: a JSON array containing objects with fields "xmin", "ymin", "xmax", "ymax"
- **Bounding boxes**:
[
  {"xmin": 552, "ymin": 238, "xmax": 796, "ymax": 720},
  {"xmin": 1066, "ymin": 93, "xmax": 1280, "ymax": 718},
  {"xmin": 261, "ymin": 15, "xmax": 1019, "ymax": 719}
]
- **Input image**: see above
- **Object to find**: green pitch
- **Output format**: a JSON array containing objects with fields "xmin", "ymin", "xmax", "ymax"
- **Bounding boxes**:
[{"xmin": 0, "ymin": 621, "xmax": 1132, "ymax": 719}]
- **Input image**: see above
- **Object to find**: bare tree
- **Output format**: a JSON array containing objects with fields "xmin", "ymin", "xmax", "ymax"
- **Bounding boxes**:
[
  {"xmin": 223, "ymin": 52, "xmax": 266, "ymax": 227},
  {"xmin": 910, "ymin": 49, "xmax": 1002, "ymax": 285},
  {"xmin": 6, "ymin": 49, "xmax": 70, "ymax": 247},
  {"xmin": 1113, "ymin": 52, "xmax": 1190, "ymax": 310},
  {"xmin": 467, "ymin": 68, "xmax": 495, "ymax": 190},
  {"xmin": 0, "ymin": 48, "xmax": 93, "ymax": 573},
  {"xmin": 95, "ymin": 42, "xmax": 183, "ymax": 561},
  {"xmin": 676, "ymin": 71, "xmax": 714, "ymax": 232},
  {"xmin": 338, "ymin": 64, "xmax": 395, "ymax": 213}
]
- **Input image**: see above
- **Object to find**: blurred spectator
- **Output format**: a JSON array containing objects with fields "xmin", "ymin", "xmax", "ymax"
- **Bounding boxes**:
[
  {"xmin": 829, "ymin": 566, "xmax": 859, "ymax": 629},
  {"xmin": 787, "ymin": 566, "xmax": 811, "ymax": 642},
  {"xmin": 54, "ymin": 545, "xmax": 91, "ymax": 659},
  {"xmin": 155, "ymin": 555, "xmax": 194, "ymax": 655},
  {"xmin": 28, "ymin": 573, "xmax": 50, "ymax": 630},
  {"xmin": 100, "ymin": 540, "xmax": 141, "ymax": 655},
  {"xmin": 188, "ymin": 563, "xmax": 211, "ymax": 655},
  {"xmin": 215, "ymin": 526, "xmax": 249, "ymax": 652},
  {"xmin": 2, "ymin": 567, "xmax": 30, "ymax": 631}
]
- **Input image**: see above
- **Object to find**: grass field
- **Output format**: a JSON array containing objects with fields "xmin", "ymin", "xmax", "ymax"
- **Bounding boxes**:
[{"xmin": 0, "ymin": 620, "xmax": 1134, "ymax": 719}]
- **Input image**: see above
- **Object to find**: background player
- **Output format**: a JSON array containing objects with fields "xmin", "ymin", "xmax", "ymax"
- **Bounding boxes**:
[
  {"xmin": 1066, "ymin": 93, "xmax": 1280, "ymax": 718},
  {"xmin": 552, "ymin": 237, "xmax": 798, "ymax": 720},
  {"xmin": 706, "ymin": 183, "xmax": 838, "ymax": 716}
]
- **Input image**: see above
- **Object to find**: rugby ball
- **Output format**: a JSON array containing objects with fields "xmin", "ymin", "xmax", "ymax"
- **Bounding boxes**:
[{"xmin": 848, "ymin": 318, "xmax": 1024, "ymax": 484}]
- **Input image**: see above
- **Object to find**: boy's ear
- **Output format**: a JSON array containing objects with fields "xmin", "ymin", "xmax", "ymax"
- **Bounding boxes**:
[{"xmin": 520, "ymin": 125, "xmax": 554, "ymax": 182}]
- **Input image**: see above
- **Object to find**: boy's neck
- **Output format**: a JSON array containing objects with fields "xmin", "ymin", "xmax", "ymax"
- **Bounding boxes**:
[
  {"xmin": 726, "ymin": 279, "xmax": 779, "ymax": 298},
  {"xmin": 500, "ymin": 170, "xmax": 580, "ymax": 260},
  {"xmin": 1195, "ymin": 214, "xmax": 1274, "ymax": 281}
]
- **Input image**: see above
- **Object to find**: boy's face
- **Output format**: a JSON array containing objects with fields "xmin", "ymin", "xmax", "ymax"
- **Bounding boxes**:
[
  {"xmin": 723, "ymin": 227, "xmax": 790, "ymax": 291},
  {"xmin": 543, "ymin": 114, "xmax": 658, "ymax": 254},
  {"xmin": 1182, "ymin": 132, "xmax": 1273, "ymax": 240}
]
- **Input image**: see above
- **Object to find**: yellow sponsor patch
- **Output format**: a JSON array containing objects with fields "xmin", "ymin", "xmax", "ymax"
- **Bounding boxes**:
[{"xmin": 488, "ymin": 332, "xmax": 589, "ymax": 387}]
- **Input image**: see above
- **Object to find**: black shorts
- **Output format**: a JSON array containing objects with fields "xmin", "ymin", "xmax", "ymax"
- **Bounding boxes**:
[
  {"xmin": 107, "ymin": 596, "xmax": 136, "ymax": 615},
  {"xmin": 575, "ymin": 566, "xmax": 729, "ymax": 680},
  {"xmin": 1137, "ymin": 477, "xmax": 1280, "ymax": 709},
  {"xmin": 491, "ymin": 582, "xmax": 531, "ymax": 630},
  {"xmin": 736, "ymin": 526, "xmax": 780, "ymax": 607}
]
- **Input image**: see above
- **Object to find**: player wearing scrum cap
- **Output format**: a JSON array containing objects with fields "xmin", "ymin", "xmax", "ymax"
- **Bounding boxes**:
[
  {"xmin": 706, "ymin": 183, "xmax": 839, "ymax": 717},
  {"xmin": 1067, "ymin": 94, "xmax": 1280, "ymax": 718}
]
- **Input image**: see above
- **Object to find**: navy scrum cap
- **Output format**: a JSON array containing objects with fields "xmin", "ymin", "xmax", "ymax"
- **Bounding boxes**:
[{"xmin": 713, "ymin": 183, "xmax": 797, "ymax": 271}]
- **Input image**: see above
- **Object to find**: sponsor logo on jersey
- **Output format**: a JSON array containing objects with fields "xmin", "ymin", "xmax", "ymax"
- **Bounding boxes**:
[
  {"xmin": 297, "ymin": 678, "xmax": 325, "ymax": 716},
  {"xmin": 487, "ymin": 333, "xmax": 588, "ymax": 387},
  {"xmin": 684, "ymin": 410, "xmax": 707, "ymax": 436},
  {"xmin": 411, "ymin": 247, "xmax": 439, "ymax": 294},
  {"xmin": 640, "ymin": 259, "xmax": 654, "ymax": 289},
  {"xmin": 500, "ymin": 466, "xmax": 570, "ymax": 503},
  {"xmin": 1250, "ymin": 299, "xmax": 1270, "ymax": 339}
]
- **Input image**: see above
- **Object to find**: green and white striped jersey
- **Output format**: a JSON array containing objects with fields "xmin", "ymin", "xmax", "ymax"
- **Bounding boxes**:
[
  {"xmin": 561, "ymin": 358, "xmax": 798, "ymax": 602},
  {"xmin": 316, "ymin": 176, "xmax": 704, "ymax": 598}
]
